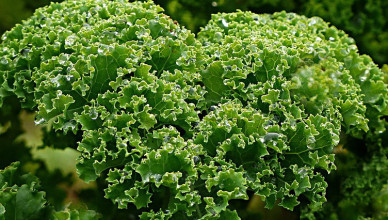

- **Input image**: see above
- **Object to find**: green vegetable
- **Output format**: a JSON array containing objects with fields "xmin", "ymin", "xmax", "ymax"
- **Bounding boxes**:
[
  {"xmin": 0, "ymin": 0, "xmax": 386, "ymax": 219},
  {"xmin": 0, "ymin": 162, "xmax": 100, "ymax": 220},
  {"xmin": 198, "ymin": 11, "xmax": 387, "ymax": 219},
  {"xmin": 157, "ymin": 0, "xmax": 388, "ymax": 65}
]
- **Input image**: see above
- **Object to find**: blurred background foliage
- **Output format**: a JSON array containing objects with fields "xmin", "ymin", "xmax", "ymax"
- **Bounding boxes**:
[{"xmin": 0, "ymin": 0, "xmax": 387, "ymax": 219}]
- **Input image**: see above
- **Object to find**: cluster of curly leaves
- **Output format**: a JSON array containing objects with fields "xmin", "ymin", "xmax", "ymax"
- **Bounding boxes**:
[
  {"xmin": 1, "ymin": 0, "xmax": 388, "ymax": 67},
  {"xmin": 155, "ymin": 0, "xmax": 388, "ymax": 65},
  {"xmin": 0, "ymin": 0, "xmax": 387, "ymax": 219}
]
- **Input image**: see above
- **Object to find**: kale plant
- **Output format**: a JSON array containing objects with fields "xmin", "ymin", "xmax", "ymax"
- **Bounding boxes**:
[
  {"xmin": 0, "ymin": 0, "xmax": 387, "ymax": 219},
  {"xmin": 0, "ymin": 162, "xmax": 100, "ymax": 220},
  {"xmin": 155, "ymin": 0, "xmax": 388, "ymax": 65}
]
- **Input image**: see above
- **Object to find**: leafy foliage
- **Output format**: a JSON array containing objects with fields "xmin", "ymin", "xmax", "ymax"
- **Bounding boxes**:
[
  {"xmin": 0, "ymin": 162, "xmax": 99, "ymax": 220},
  {"xmin": 0, "ymin": 162, "xmax": 51, "ymax": 220},
  {"xmin": 156, "ymin": 0, "xmax": 388, "ymax": 65},
  {"xmin": 0, "ymin": 0, "xmax": 387, "ymax": 219},
  {"xmin": 1, "ymin": 0, "xmax": 387, "ymax": 65},
  {"xmin": 198, "ymin": 11, "xmax": 387, "ymax": 219}
]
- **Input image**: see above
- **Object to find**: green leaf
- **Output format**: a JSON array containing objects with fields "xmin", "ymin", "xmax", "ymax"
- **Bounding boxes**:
[
  {"xmin": 88, "ymin": 55, "xmax": 118, "ymax": 100},
  {"xmin": 136, "ymin": 149, "xmax": 194, "ymax": 187},
  {"xmin": 52, "ymin": 209, "xmax": 101, "ymax": 220},
  {"xmin": 201, "ymin": 61, "xmax": 229, "ymax": 104}
]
